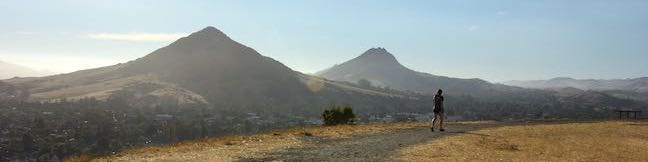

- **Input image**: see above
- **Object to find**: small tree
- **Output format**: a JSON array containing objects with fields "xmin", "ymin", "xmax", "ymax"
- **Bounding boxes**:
[
  {"xmin": 357, "ymin": 79, "xmax": 372, "ymax": 88},
  {"xmin": 322, "ymin": 106, "xmax": 356, "ymax": 126}
]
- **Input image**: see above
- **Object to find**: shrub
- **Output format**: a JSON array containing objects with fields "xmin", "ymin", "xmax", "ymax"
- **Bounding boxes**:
[{"xmin": 322, "ymin": 106, "xmax": 356, "ymax": 126}]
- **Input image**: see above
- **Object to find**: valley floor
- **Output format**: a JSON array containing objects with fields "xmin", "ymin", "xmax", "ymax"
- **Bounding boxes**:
[{"xmin": 76, "ymin": 120, "xmax": 648, "ymax": 162}]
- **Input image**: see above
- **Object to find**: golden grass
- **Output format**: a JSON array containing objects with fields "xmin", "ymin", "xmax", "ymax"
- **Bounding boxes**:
[
  {"xmin": 84, "ymin": 122, "xmax": 427, "ymax": 162},
  {"xmin": 396, "ymin": 121, "xmax": 648, "ymax": 162},
  {"xmin": 70, "ymin": 120, "xmax": 648, "ymax": 162}
]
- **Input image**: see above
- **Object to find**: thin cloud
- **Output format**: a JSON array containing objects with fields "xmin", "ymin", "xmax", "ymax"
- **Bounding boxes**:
[
  {"xmin": 86, "ymin": 32, "xmax": 189, "ymax": 42},
  {"xmin": 0, "ymin": 52, "xmax": 132, "ymax": 73},
  {"xmin": 12, "ymin": 31, "xmax": 35, "ymax": 35},
  {"xmin": 496, "ymin": 11, "xmax": 508, "ymax": 16}
]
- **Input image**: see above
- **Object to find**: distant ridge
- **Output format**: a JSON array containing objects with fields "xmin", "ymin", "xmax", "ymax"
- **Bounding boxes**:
[
  {"xmin": 316, "ymin": 47, "xmax": 526, "ymax": 99},
  {"xmin": 316, "ymin": 47, "xmax": 648, "ymax": 118},
  {"xmin": 0, "ymin": 60, "xmax": 52, "ymax": 79},
  {"xmin": 2, "ymin": 26, "xmax": 644, "ymax": 116},
  {"xmin": 503, "ymin": 77, "xmax": 648, "ymax": 93},
  {"xmin": 317, "ymin": 47, "xmax": 422, "ymax": 89},
  {"xmin": 503, "ymin": 77, "xmax": 648, "ymax": 102},
  {"xmin": 2, "ymin": 26, "xmax": 424, "ymax": 115}
]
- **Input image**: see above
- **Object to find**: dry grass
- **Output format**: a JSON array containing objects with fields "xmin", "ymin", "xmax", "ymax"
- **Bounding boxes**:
[
  {"xmin": 84, "ymin": 122, "xmax": 426, "ymax": 162},
  {"xmin": 396, "ymin": 121, "xmax": 648, "ymax": 162},
  {"xmin": 72, "ymin": 120, "xmax": 648, "ymax": 162}
]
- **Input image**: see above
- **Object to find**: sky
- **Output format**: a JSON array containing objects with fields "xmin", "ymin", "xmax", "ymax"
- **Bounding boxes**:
[{"xmin": 1, "ymin": 0, "xmax": 647, "ymax": 82}]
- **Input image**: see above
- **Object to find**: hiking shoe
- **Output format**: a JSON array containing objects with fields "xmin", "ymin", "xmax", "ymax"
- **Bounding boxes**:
[
  {"xmin": 430, "ymin": 128, "xmax": 434, "ymax": 132},
  {"xmin": 440, "ymin": 128, "xmax": 445, "ymax": 132}
]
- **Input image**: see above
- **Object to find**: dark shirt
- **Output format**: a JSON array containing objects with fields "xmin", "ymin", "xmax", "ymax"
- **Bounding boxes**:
[{"xmin": 434, "ymin": 95, "xmax": 444, "ymax": 108}]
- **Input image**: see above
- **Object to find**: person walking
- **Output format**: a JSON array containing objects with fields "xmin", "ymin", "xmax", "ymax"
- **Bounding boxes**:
[{"xmin": 431, "ymin": 89, "xmax": 445, "ymax": 132}]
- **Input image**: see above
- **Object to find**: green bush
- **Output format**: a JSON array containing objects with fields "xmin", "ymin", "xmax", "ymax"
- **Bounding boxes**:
[{"xmin": 322, "ymin": 106, "xmax": 356, "ymax": 126}]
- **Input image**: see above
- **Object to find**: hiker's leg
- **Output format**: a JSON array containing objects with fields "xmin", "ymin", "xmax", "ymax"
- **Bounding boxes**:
[
  {"xmin": 431, "ymin": 114, "xmax": 438, "ymax": 128},
  {"xmin": 439, "ymin": 113, "xmax": 444, "ymax": 129}
]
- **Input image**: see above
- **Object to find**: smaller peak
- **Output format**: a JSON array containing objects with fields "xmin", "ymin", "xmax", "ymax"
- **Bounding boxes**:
[
  {"xmin": 200, "ymin": 26, "xmax": 219, "ymax": 32},
  {"xmin": 550, "ymin": 77, "xmax": 575, "ymax": 81},
  {"xmin": 189, "ymin": 26, "xmax": 229, "ymax": 39},
  {"xmin": 360, "ymin": 47, "xmax": 393, "ymax": 58},
  {"xmin": 366, "ymin": 47, "xmax": 388, "ymax": 53},
  {"xmin": 355, "ymin": 47, "xmax": 400, "ymax": 64}
]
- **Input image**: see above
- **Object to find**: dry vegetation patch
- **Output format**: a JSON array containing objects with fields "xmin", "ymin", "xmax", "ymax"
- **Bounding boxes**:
[
  {"xmin": 85, "ymin": 122, "xmax": 426, "ymax": 161},
  {"xmin": 396, "ymin": 121, "xmax": 648, "ymax": 162},
  {"xmin": 74, "ymin": 121, "xmax": 647, "ymax": 162}
]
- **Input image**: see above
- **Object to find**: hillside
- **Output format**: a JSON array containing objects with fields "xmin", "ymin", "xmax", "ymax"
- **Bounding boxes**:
[
  {"xmin": 315, "ymin": 48, "xmax": 648, "ymax": 113},
  {"xmin": 4, "ymin": 28, "xmax": 643, "ymax": 116},
  {"xmin": 317, "ymin": 48, "xmax": 493, "ymax": 95},
  {"xmin": 2, "ymin": 27, "xmax": 423, "ymax": 115},
  {"xmin": 79, "ymin": 120, "xmax": 648, "ymax": 161},
  {"xmin": 503, "ymin": 77, "xmax": 648, "ymax": 92},
  {"xmin": 504, "ymin": 77, "xmax": 648, "ymax": 103},
  {"xmin": 316, "ymin": 48, "xmax": 557, "ymax": 101}
]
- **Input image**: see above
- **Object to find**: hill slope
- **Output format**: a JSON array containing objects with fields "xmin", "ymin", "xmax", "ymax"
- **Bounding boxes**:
[
  {"xmin": 3, "ymin": 28, "xmax": 643, "ymax": 116},
  {"xmin": 503, "ymin": 77, "xmax": 648, "ymax": 93},
  {"xmin": 316, "ymin": 48, "xmax": 648, "ymax": 118},
  {"xmin": 317, "ymin": 48, "xmax": 563, "ymax": 101},
  {"xmin": 317, "ymin": 48, "xmax": 497, "ymax": 95},
  {"xmin": 504, "ymin": 77, "xmax": 648, "ymax": 103},
  {"xmin": 2, "ymin": 27, "xmax": 422, "ymax": 115}
]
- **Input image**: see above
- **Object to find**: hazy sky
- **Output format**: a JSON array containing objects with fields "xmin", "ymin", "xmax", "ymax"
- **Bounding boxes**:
[{"xmin": 1, "ymin": 0, "xmax": 647, "ymax": 82}]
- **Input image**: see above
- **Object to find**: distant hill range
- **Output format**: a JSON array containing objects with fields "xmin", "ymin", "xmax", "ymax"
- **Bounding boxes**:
[
  {"xmin": 317, "ymin": 47, "xmax": 553, "ymax": 102},
  {"xmin": 503, "ymin": 77, "xmax": 648, "ymax": 103},
  {"xmin": 1, "ymin": 26, "xmax": 645, "ymax": 118},
  {"xmin": 1, "ymin": 27, "xmax": 422, "ymax": 115},
  {"xmin": 317, "ymin": 47, "xmax": 490, "ymax": 95},
  {"xmin": 316, "ymin": 47, "xmax": 646, "ymax": 116},
  {"xmin": 0, "ymin": 60, "xmax": 52, "ymax": 79},
  {"xmin": 503, "ymin": 77, "xmax": 648, "ymax": 92}
]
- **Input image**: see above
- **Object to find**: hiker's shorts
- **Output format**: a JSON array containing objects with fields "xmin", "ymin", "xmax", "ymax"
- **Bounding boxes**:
[{"xmin": 433, "ymin": 105, "xmax": 444, "ymax": 114}]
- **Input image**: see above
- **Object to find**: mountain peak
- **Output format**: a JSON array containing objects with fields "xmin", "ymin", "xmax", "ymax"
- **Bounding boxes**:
[
  {"xmin": 361, "ymin": 47, "xmax": 390, "ymax": 56},
  {"xmin": 366, "ymin": 47, "xmax": 388, "ymax": 53},
  {"xmin": 357, "ymin": 47, "xmax": 397, "ymax": 61},
  {"xmin": 186, "ymin": 26, "xmax": 230, "ymax": 40},
  {"xmin": 199, "ymin": 26, "xmax": 222, "ymax": 33}
]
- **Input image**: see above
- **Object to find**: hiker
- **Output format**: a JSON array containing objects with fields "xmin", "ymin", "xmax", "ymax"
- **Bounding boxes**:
[{"xmin": 431, "ymin": 89, "xmax": 445, "ymax": 132}]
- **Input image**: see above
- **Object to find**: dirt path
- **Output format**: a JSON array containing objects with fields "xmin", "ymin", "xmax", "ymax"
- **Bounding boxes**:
[
  {"xmin": 92, "ymin": 121, "xmax": 503, "ymax": 162},
  {"xmin": 235, "ymin": 122, "xmax": 499, "ymax": 162},
  {"xmin": 89, "ymin": 121, "xmax": 646, "ymax": 162}
]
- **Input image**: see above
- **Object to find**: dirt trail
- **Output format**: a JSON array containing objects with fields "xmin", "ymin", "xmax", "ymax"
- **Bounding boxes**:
[
  {"xmin": 94, "ymin": 122, "xmax": 501, "ymax": 162},
  {"xmin": 90, "ymin": 121, "xmax": 647, "ymax": 162},
  {"xmin": 235, "ymin": 122, "xmax": 498, "ymax": 162}
]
